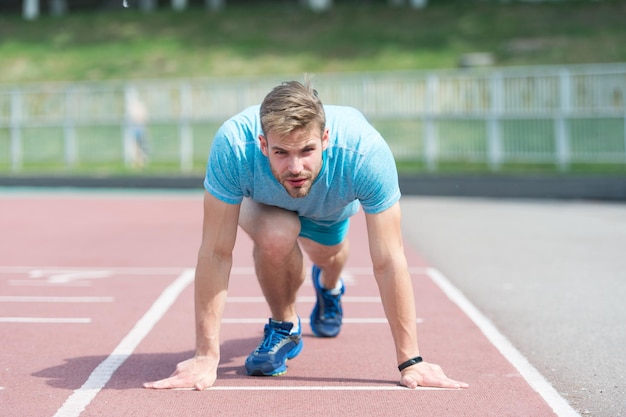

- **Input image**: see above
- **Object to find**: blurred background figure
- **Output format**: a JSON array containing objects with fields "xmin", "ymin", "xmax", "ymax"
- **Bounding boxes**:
[{"xmin": 127, "ymin": 91, "xmax": 150, "ymax": 169}]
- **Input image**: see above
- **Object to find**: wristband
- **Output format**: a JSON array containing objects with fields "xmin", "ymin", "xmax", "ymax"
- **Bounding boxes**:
[{"xmin": 398, "ymin": 356, "xmax": 423, "ymax": 372}]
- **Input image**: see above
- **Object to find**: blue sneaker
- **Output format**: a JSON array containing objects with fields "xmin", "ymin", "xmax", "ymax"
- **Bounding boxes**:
[
  {"xmin": 310, "ymin": 264, "xmax": 345, "ymax": 337},
  {"xmin": 245, "ymin": 318, "xmax": 303, "ymax": 376}
]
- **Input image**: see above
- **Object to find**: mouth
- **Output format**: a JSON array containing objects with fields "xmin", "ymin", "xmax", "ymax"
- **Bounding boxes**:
[{"xmin": 285, "ymin": 177, "xmax": 308, "ymax": 187}]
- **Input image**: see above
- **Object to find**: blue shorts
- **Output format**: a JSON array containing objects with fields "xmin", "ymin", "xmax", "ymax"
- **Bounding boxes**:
[{"xmin": 298, "ymin": 217, "xmax": 350, "ymax": 246}]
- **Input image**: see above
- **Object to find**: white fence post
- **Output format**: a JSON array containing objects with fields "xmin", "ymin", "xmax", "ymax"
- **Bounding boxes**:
[
  {"xmin": 622, "ymin": 108, "xmax": 626, "ymax": 164},
  {"xmin": 206, "ymin": 0, "xmax": 224, "ymax": 11},
  {"xmin": 138, "ymin": 0, "xmax": 156, "ymax": 12},
  {"xmin": 123, "ymin": 86, "xmax": 134, "ymax": 168},
  {"xmin": 487, "ymin": 72, "xmax": 503, "ymax": 171},
  {"xmin": 555, "ymin": 69, "xmax": 571, "ymax": 171},
  {"xmin": 64, "ymin": 88, "xmax": 77, "ymax": 167},
  {"xmin": 23, "ymin": 0, "xmax": 39, "ymax": 20},
  {"xmin": 424, "ymin": 74, "xmax": 438, "ymax": 172},
  {"xmin": 10, "ymin": 89, "xmax": 23, "ymax": 172},
  {"xmin": 172, "ymin": 0, "xmax": 186, "ymax": 11},
  {"xmin": 50, "ymin": 0, "xmax": 67, "ymax": 16},
  {"xmin": 179, "ymin": 83, "xmax": 193, "ymax": 173},
  {"xmin": 409, "ymin": 0, "xmax": 427, "ymax": 9},
  {"xmin": 63, "ymin": 124, "xmax": 77, "ymax": 167},
  {"xmin": 307, "ymin": 0, "xmax": 332, "ymax": 12}
]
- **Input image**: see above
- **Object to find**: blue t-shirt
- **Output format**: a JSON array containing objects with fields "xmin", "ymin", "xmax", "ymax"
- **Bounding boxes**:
[{"xmin": 204, "ymin": 105, "xmax": 401, "ymax": 227}]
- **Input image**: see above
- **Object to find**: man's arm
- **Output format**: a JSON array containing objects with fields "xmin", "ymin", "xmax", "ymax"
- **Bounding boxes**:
[
  {"xmin": 365, "ymin": 201, "xmax": 468, "ymax": 389},
  {"xmin": 144, "ymin": 191, "xmax": 240, "ymax": 390}
]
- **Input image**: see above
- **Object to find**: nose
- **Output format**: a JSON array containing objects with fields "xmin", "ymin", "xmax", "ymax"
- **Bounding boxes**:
[{"xmin": 288, "ymin": 157, "xmax": 303, "ymax": 174}]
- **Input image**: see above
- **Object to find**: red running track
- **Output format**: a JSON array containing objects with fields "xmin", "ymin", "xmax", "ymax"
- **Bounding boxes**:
[{"xmin": 0, "ymin": 191, "xmax": 578, "ymax": 417}]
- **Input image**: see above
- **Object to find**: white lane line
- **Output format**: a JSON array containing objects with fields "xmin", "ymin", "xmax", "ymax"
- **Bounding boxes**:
[
  {"xmin": 0, "ymin": 266, "xmax": 191, "ymax": 275},
  {"xmin": 52, "ymin": 268, "xmax": 195, "ymax": 417},
  {"xmin": 220, "ymin": 318, "xmax": 424, "ymax": 324},
  {"xmin": 0, "ymin": 317, "xmax": 91, "ymax": 324},
  {"xmin": 174, "ymin": 385, "xmax": 450, "ymax": 391},
  {"xmin": 227, "ymin": 296, "xmax": 382, "ymax": 303},
  {"xmin": 0, "ymin": 266, "xmax": 428, "ymax": 276},
  {"xmin": 425, "ymin": 267, "xmax": 580, "ymax": 417},
  {"xmin": 0, "ymin": 296, "xmax": 114, "ymax": 303},
  {"xmin": 8, "ymin": 281, "xmax": 92, "ymax": 287}
]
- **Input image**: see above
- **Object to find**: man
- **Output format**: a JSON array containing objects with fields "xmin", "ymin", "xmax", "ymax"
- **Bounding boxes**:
[{"xmin": 144, "ymin": 80, "xmax": 468, "ymax": 390}]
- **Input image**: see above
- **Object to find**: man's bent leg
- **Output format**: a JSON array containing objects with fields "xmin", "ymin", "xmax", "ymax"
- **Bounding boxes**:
[
  {"xmin": 239, "ymin": 199, "xmax": 305, "ymax": 376},
  {"xmin": 299, "ymin": 237, "xmax": 349, "ymax": 290},
  {"xmin": 239, "ymin": 198, "xmax": 305, "ymax": 324},
  {"xmin": 300, "ymin": 237, "xmax": 350, "ymax": 337}
]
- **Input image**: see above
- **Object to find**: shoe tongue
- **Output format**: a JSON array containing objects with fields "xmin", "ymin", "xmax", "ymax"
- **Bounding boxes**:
[{"xmin": 268, "ymin": 318, "xmax": 293, "ymax": 332}]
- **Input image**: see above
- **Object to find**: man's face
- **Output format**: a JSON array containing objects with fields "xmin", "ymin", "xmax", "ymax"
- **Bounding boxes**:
[{"xmin": 259, "ymin": 126, "xmax": 329, "ymax": 198}]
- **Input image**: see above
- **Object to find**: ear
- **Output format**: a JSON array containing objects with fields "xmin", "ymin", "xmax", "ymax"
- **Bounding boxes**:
[
  {"xmin": 258, "ymin": 135, "xmax": 269, "ymax": 157},
  {"xmin": 321, "ymin": 128, "xmax": 329, "ymax": 151}
]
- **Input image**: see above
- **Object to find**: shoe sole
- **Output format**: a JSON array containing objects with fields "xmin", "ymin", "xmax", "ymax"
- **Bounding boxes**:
[{"xmin": 247, "ymin": 368, "xmax": 287, "ymax": 377}]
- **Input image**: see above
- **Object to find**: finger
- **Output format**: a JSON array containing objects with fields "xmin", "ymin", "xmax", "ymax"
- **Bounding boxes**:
[
  {"xmin": 451, "ymin": 380, "xmax": 469, "ymax": 389},
  {"xmin": 143, "ymin": 376, "xmax": 190, "ymax": 390},
  {"xmin": 193, "ymin": 376, "xmax": 215, "ymax": 391},
  {"xmin": 400, "ymin": 374, "xmax": 418, "ymax": 389},
  {"xmin": 423, "ymin": 377, "xmax": 469, "ymax": 389},
  {"xmin": 401, "ymin": 379, "xmax": 468, "ymax": 389},
  {"xmin": 432, "ymin": 378, "xmax": 469, "ymax": 389},
  {"xmin": 401, "ymin": 372, "xmax": 469, "ymax": 389}
]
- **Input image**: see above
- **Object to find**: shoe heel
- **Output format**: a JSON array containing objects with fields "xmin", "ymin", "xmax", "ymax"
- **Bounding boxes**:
[{"xmin": 287, "ymin": 339, "xmax": 303, "ymax": 360}]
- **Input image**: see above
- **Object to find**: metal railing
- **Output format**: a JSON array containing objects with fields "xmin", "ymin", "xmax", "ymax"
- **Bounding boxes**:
[{"xmin": 1, "ymin": 63, "xmax": 625, "ymax": 173}]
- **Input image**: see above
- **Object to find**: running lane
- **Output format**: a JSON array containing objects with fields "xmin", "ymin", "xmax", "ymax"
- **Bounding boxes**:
[{"xmin": 0, "ymin": 191, "xmax": 577, "ymax": 417}]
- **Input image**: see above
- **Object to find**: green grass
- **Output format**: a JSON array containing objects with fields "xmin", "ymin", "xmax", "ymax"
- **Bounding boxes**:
[
  {"xmin": 1, "ymin": 1, "xmax": 626, "ymax": 84},
  {"xmin": 395, "ymin": 160, "xmax": 626, "ymax": 176}
]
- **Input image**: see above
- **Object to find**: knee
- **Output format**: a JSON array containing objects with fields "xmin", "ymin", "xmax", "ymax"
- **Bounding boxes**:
[{"xmin": 250, "ymin": 215, "xmax": 300, "ymax": 256}]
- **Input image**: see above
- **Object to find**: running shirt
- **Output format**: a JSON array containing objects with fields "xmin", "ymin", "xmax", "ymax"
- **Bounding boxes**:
[{"xmin": 204, "ymin": 105, "xmax": 401, "ymax": 227}]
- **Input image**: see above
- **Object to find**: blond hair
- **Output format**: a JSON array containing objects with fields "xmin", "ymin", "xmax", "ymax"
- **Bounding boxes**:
[{"xmin": 259, "ymin": 79, "xmax": 326, "ymax": 138}]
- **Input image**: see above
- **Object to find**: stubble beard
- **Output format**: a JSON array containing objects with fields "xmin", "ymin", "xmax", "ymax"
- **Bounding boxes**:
[
  {"xmin": 281, "ymin": 174, "xmax": 313, "ymax": 198},
  {"xmin": 272, "ymin": 167, "xmax": 318, "ymax": 198}
]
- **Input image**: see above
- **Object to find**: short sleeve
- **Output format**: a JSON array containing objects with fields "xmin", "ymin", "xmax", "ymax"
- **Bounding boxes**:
[
  {"xmin": 203, "ymin": 125, "xmax": 244, "ymax": 205},
  {"xmin": 355, "ymin": 135, "xmax": 401, "ymax": 214}
]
